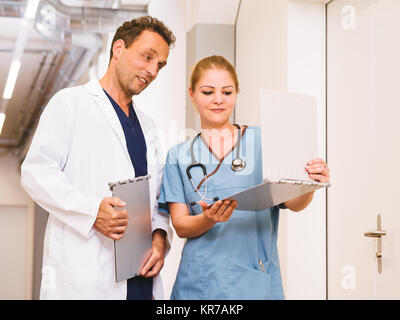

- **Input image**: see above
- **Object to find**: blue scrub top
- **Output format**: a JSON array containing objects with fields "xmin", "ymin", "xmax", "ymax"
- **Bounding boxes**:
[
  {"xmin": 159, "ymin": 126, "xmax": 285, "ymax": 300},
  {"xmin": 103, "ymin": 90, "xmax": 152, "ymax": 300}
]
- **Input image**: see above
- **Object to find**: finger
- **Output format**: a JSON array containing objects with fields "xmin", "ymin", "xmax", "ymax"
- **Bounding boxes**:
[
  {"xmin": 111, "ymin": 218, "xmax": 129, "ymax": 227},
  {"xmin": 209, "ymin": 200, "xmax": 223, "ymax": 214},
  {"xmin": 307, "ymin": 158, "xmax": 325, "ymax": 165},
  {"xmin": 309, "ymin": 173, "xmax": 329, "ymax": 183},
  {"xmin": 140, "ymin": 252, "xmax": 158, "ymax": 276},
  {"xmin": 306, "ymin": 162, "xmax": 327, "ymax": 169},
  {"xmin": 110, "ymin": 225, "xmax": 127, "ymax": 234},
  {"xmin": 307, "ymin": 166, "xmax": 328, "ymax": 174},
  {"xmin": 143, "ymin": 259, "xmax": 164, "ymax": 278},
  {"xmin": 110, "ymin": 232, "xmax": 125, "ymax": 240},
  {"xmin": 221, "ymin": 201, "xmax": 237, "ymax": 220},
  {"xmin": 112, "ymin": 209, "xmax": 128, "ymax": 219},
  {"xmin": 197, "ymin": 200, "xmax": 209, "ymax": 211},
  {"xmin": 216, "ymin": 200, "xmax": 231, "ymax": 216},
  {"xmin": 109, "ymin": 197, "xmax": 127, "ymax": 208}
]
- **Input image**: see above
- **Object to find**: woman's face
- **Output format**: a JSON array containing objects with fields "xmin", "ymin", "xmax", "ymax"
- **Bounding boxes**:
[{"xmin": 190, "ymin": 68, "xmax": 237, "ymax": 129}]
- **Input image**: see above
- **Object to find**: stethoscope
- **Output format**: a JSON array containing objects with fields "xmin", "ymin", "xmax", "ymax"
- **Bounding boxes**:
[{"xmin": 186, "ymin": 124, "xmax": 246, "ymax": 205}]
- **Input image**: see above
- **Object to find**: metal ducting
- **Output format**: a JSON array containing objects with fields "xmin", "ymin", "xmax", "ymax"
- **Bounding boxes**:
[
  {"xmin": 40, "ymin": 0, "xmax": 147, "ymax": 33},
  {"xmin": 0, "ymin": 0, "xmax": 148, "ymax": 156}
]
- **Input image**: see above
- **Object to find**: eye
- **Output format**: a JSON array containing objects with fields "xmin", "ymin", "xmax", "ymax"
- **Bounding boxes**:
[
  {"xmin": 202, "ymin": 91, "xmax": 213, "ymax": 96},
  {"xmin": 223, "ymin": 91, "xmax": 233, "ymax": 96},
  {"xmin": 158, "ymin": 63, "xmax": 163, "ymax": 70},
  {"xmin": 144, "ymin": 54, "xmax": 151, "ymax": 61}
]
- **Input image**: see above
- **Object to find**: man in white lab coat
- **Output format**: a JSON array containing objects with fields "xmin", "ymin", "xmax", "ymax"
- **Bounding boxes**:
[{"xmin": 21, "ymin": 16, "xmax": 176, "ymax": 299}]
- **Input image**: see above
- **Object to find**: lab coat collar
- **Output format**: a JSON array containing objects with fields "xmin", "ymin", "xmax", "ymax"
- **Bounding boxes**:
[{"xmin": 83, "ymin": 79, "xmax": 133, "ymax": 171}]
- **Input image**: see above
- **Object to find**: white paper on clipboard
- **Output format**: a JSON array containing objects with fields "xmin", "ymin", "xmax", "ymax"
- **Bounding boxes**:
[{"xmin": 224, "ymin": 89, "xmax": 329, "ymax": 211}]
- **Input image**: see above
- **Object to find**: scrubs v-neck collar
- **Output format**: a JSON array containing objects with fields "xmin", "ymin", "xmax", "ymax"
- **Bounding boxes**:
[{"xmin": 196, "ymin": 125, "xmax": 248, "ymax": 190}]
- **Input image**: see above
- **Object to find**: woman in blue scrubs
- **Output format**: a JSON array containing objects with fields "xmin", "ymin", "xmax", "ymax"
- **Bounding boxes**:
[{"xmin": 159, "ymin": 55, "xmax": 330, "ymax": 299}]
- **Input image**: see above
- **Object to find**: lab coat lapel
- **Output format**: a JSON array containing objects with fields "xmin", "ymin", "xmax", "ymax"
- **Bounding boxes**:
[
  {"xmin": 133, "ymin": 103, "xmax": 150, "ymax": 146},
  {"xmin": 83, "ymin": 80, "xmax": 133, "ymax": 169},
  {"xmin": 133, "ymin": 103, "xmax": 157, "ymax": 177}
]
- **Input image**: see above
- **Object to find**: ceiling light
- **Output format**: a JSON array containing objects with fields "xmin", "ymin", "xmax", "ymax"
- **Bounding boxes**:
[
  {"xmin": 3, "ymin": 60, "xmax": 21, "ymax": 100},
  {"xmin": 24, "ymin": 0, "xmax": 40, "ymax": 19},
  {"xmin": 0, "ymin": 113, "xmax": 5, "ymax": 135}
]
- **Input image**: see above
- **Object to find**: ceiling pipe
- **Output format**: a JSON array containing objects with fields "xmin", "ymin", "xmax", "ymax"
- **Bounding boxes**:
[
  {"xmin": 0, "ymin": 0, "xmax": 148, "ymax": 152},
  {"xmin": 0, "ymin": 0, "xmax": 25, "ymax": 18}
]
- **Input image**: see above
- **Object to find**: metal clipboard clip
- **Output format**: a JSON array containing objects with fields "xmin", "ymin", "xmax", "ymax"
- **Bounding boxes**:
[{"xmin": 108, "ymin": 175, "xmax": 151, "ymax": 191}]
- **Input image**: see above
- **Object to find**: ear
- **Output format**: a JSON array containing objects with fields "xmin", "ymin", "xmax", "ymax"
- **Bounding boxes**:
[
  {"xmin": 112, "ymin": 39, "xmax": 125, "ymax": 60},
  {"xmin": 188, "ymin": 87, "xmax": 194, "ymax": 103}
]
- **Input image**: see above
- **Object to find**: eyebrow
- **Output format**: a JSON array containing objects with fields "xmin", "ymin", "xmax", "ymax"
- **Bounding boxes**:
[{"xmin": 199, "ymin": 85, "xmax": 234, "ymax": 89}]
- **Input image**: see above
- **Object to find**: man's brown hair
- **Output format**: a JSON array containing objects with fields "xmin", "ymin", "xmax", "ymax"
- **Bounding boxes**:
[{"xmin": 109, "ymin": 15, "xmax": 176, "ymax": 61}]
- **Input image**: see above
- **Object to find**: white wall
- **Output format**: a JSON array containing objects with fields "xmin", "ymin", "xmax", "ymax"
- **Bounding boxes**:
[
  {"xmin": 236, "ymin": 0, "xmax": 327, "ymax": 299},
  {"xmin": 0, "ymin": 153, "xmax": 35, "ymax": 299},
  {"xmin": 286, "ymin": 0, "xmax": 326, "ymax": 299},
  {"xmin": 186, "ymin": 0, "xmax": 240, "ymax": 31},
  {"xmin": 0, "ymin": 0, "xmax": 329, "ymax": 300},
  {"xmin": 139, "ymin": 0, "xmax": 187, "ymax": 299}
]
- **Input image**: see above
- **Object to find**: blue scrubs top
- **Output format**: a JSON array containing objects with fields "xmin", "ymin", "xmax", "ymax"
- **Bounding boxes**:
[
  {"xmin": 159, "ymin": 126, "xmax": 285, "ymax": 300},
  {"xmin": 103, "ymin": 90, "xmax": 152, "ymax": 300}
]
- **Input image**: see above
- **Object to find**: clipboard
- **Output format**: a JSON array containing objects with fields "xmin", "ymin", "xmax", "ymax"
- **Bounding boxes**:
[
  {"xmin": 224, "ymin": 89, "xmax": 330, "ymax": 211},
  {"xmin": 226, "ymin": 179, "xmax": 328, "ymax": 211},
  {"xmin": 108, "ymin": 175, "xmax": 152, "ymax": 283}
]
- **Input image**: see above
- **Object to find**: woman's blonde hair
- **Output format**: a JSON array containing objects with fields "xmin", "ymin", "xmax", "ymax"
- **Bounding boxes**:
[{"xmin": 190, "ymin": 55, "xmax": 239, "ymax": 92}]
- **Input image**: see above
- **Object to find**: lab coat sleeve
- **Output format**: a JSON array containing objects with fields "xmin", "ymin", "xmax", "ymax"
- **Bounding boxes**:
[
  {"xmin": 21, "ymin": 90, "xmax": 102, "ymax": 239},
  {"xmin": 148, "ymin": 122, "xmax": 173, "ymax": 252}
]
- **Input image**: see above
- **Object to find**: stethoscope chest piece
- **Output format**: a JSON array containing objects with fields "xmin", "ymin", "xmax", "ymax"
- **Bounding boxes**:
[{"xmin": 231, "ymin": 158, "xmax": 246, "ymax": 172}]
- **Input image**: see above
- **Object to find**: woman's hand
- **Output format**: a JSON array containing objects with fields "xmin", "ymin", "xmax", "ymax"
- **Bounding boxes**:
[
  {"xmin": 198, "ymin": 199, "xmax": 238, "ymax": 223},
  {"xmin": 306, "ymin": 158, "xmax": 330, "ymax": 183}
]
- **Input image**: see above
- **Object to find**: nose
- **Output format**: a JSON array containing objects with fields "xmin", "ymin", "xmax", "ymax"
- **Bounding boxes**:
[
  {"xmin": 146, "ymin": 62, "xmax": 158, "ymax": 80},
  {"xmin": 214, "ymin": 91, "xmax": 223, "ymax": 104}
]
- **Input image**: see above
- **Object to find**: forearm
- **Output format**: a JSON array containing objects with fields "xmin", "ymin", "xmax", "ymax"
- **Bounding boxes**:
[
  {"xmin": 172, "ymin": 213, "xmax": 216, "ymax": 239},
  {"xmin": 284, "ymin": 191, "xmax": 315, "ymax": 212}
]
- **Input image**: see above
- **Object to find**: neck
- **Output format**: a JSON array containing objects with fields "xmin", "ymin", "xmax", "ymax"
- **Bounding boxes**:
[
  {"xmin": 99, "ymin": 70, "xmax": 132, "ymax": 115},
  {"xmin": 201, "ymin": 120, "xmax": 234, "ymax": 133},
  {"xmin": 200, "ymin": 121, "xmax": 236, "ymax": 141}
]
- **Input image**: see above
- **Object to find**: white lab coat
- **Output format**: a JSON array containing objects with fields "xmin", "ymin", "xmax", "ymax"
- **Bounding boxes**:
[{"xmin": 21, "ymin": 79, "xmax": 172, "ymax": 300}]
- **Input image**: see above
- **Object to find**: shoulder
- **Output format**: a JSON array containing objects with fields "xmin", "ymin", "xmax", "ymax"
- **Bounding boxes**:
[
  {"xmin": 243, "ymin": 125, "xmax": 260, "ymax": 131},
  {"xmin": 47, "ymin": 84, "xmax": 87, "ymax": 109},
  {"xmin": 241, "ymin": 125, "xmax": 261, "ymax": 139},
  {"xmin": 243, "ymin": 125, "xmax": 261, "ymax": 136},
  {"xmin": 55, "ymin": 83, "xmax": 86, "ymax": 99},
  {"xmin": 166, "ymin": 139, "xmax": 192, "ymax": 163}
]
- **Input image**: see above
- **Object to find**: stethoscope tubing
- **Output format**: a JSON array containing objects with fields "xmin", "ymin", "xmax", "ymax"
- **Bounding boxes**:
[{"xmin": 186, "ymin": 124, "xmax": 246, "ymax": 205}]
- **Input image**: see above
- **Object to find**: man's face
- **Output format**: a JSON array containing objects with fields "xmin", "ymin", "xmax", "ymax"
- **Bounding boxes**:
[{"xmin": 113, "ymin": 30, "xmax": 170, "ymax": 96}]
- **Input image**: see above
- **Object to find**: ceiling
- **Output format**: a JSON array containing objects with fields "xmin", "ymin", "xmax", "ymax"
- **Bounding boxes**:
[
  {"xmin": 0, "ymin": 0, "xmax": 149, "ymax": 155},
  {"xmin": 0, "ymin": 16, "xmax": 64, "ymax": 146}
]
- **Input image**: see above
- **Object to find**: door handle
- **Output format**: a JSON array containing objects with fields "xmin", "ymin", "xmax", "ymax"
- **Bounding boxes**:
[
  {"xmin": 364, "ymin": 230, "xmax": 386, "ymax": 237},
  {"xmin": 364, "ymin": 214, "xmax": 386, "ymax": 274}
]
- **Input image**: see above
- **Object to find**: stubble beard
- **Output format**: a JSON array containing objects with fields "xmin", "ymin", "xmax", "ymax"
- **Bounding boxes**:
[{"xmin": 115, "ymin": 65, "xmax": 144, "ymax": 98}]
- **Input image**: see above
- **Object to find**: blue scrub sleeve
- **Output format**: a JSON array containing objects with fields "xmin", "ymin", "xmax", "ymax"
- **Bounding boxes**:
[{"xmin": 158, "ymin": 146, "xmax": 187, "ymax": 215}]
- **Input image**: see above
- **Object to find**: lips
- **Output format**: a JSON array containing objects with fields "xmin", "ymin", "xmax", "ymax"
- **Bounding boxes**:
[
  {"xmin": 210, "ymin": 109, "xmax": 226, "ymax": 113},
  {"xmin": 137, "ymin": 76, "xmax": 149, "ymax": 86}
]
